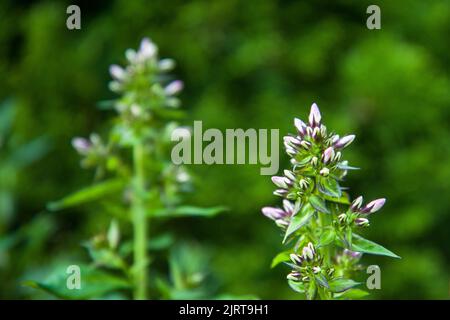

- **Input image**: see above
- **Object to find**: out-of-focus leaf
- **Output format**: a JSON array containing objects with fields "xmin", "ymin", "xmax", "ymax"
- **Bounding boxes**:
[
  {"xmin": 283, "ymin": 203, "xmax": 314, "ymax": 243},
  {"xmin": 328, "ymin": 278, "xmax": 360, "ymax": 293},
  {"xmin": 153, "ymin": 205, "xmax": 227, "ymax": 218},
  {"xmin": 350, "ymin": 234, "xmax": 401, "ymax": 259},
  {"xmin": 24, "ymin": 265, "xmax": 130, "ymax": 299},
  {"xmin": 47, "ymin": 179, "xmax": 125, "ymax": 211}
]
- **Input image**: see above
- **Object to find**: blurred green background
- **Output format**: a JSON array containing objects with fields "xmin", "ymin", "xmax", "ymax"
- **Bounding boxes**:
[{"xmin": 0, "ymin": 0, "xmax": 449, "ymax": 299}]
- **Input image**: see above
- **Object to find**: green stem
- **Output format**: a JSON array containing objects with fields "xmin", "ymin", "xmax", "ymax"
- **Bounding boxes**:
[{"xmin": 132, "ymin": 141, "xmax": 148, "ymax": 300}]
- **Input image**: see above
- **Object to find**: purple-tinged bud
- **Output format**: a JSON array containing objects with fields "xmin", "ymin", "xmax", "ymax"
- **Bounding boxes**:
[
  {"xmin": 294, "ymin": 118, "xmax": 307, "ymax": 136},
  {"xmin": 308, "ymin": 242, "xmax": 315, "ymax": 255},
  {"xmin": 109, "ymin": 64, "xmax": 126, "ymax": 81},
  {"xmin": 273, "ymin": 189, "xmax": 288, "ymax": 197},
  {"xmin": 285, "ymin": 146, "xmax": 297, "ymax": 157},
  {"xmin": 284, "ymin": 170, "xmax": 296, "ymax": 181},
  {"xmin": 290, "ymin": 253, "xmax": 303, "ymax": 265},
  {"xmin": 308, "ymin": 103, "xmax": 322, "ymax": 127},
  {"xmin": 355, "ymin": 217, "xmax": 370, "ymax": 227},
  {"xmin": 282, "ymin": 200, "xmax": 294, "ymax": 215},
  {"xmin": 319, "ymin": 167, "xmax": 329, "ymax": 177},
  {"xmin": 334, "ymin": 134, "xmax": 355, "ymax": 149},
  {"xmin": 322, "ymin": 147, "xmax": 335, "ymax": 164},
  {"xmin": 72, "ymin": 137, "xmax": 91, "ymax": 155},
  {"xmin": 138, "ymin": 38, "xmax": 157, "ymax": 60},
  {"xmin": 343, "ymin": 249, "xmax": 363, "ymax": 259},
  {"xmin": 284, "ymin": 135, "xmax": 302, "ymax": 146},
  {"xmin": 262, "ymin": 207, "xmax": 285, "ymax": 220},
  {"xmin": 331, "ymin": 134, "xmax": 340, "ymax": 144},
  {"xmin": 350, "ymin": 196, "xmax": 363, "ymax": 211},
  {"xmin": 164, "ymin": 80, "xmax": 184, "ymax": 95},
  {"xmin": 287, "ymin": 271, "xmax": 301, "ymax": 281},
  {"xmin": 271, "ymin": 176, "xmax": 289, "ymax": 188},
  {"xmin": 361, "ymin": 198, "xmax": 386, "ymax": 214},
  {"xmin": 312, "ymin": 127, "xmax": 320, "ymax": 140}
]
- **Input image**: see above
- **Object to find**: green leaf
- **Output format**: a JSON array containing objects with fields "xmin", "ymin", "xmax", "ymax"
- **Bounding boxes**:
[
  {"xmin": 24, "ymin": 264, "xmax": 130, "ymax": 299},
  {"xmin": 153, "ymin": 205, "xmax": 227, "ymax": 218},
  {"xmin": 288, "ymin": 280, "xmax": 305, "ymax": 293},
  {"xmin": 270, "ymin": 251, "xmax": 291, "ymax": 268},
  {"xmin": 335, "ymin": 288, "xmax": 369, "ymax": 299},
  {"xmin": 351, "ymin": 234, "xmax": 401, "ymax": 259},
  {"xmin": 47, "ymin": 179, "xmax": 125, "ymax": 211},
  {"xmin": 309, "ymin": 195, "xmax": 330, "ymax": 213},
  {"xmin": 328, "ymin": 278, "xmax": 360, "ymax": 293},
  {"xmin": 322, "ymin": 192, "xmax": 351, "ymax": 205},
  {"xmin": 283, "ymin": 203, "xmax": 314, "ymax": 243},
  {"xmin": 318, "ymin": 228, "xmax": 336, "ymax": 247},
  {"xmin": 318, "ymin": 177, "xmax": 342, "ymax": 198},
  {"xmin": 315, "ymin": 274, "xmax": 329, "ymax": 289}
]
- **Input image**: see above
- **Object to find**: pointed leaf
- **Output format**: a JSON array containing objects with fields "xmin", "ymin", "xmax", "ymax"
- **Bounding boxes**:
[
  {"xmin": 318, "ymin": 228, "xmax": 336, "ymax": 247},
  {"xmin": 335, "ymin": 288, "xmax": 369, "ymax": 299},
  {"xmin": 351, "ymin": 234, "xmax": 401, "ymax": 259},
  {"xmin": 328, "ymin": 278, "xmax": 360, "ymax": 293},
  {"xmin": 315, "ymin": 274, "xmax": 329, "ymax": 289},
  {"xmin": 271, "ymin": 251, "xmax": 291, "ymax": 268},
  {"xmin": 309, "ymin": 195, "xmax": 330, "ymax": 213},
  {"xmin": 318, "ymin": 177, "xmax": 342, "ymax": 198},
  {"xmin": 153, "ymin": 206, "xmax": 227, "ymax": 218},
  {"xmin": 283, "ymin": 203, "xmax": 314, "ymax": 243},
  {"xmin": 47, "ymin": 179, "xmax": 125, "ymax": 211},
  {"xmin": 288, "ymin": 280, "xmax": 305, "ymax": 293}
]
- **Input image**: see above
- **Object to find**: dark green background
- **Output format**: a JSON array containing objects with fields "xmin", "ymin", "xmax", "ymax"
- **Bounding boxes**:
[{"xmin": 0, "ymin": 0, "xmax": 449, "ymax": 299}]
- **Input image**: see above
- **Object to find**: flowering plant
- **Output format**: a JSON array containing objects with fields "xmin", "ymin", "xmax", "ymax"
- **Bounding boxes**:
[
  {"xmin": 262, "ymin": 103, "xmax": 399, "ymax": 300},
  {"xmin": 28, "ymin": 38, "xmax": 224, "ymax": 300}
]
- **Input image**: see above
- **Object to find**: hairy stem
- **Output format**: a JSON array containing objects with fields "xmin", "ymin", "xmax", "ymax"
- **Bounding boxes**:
[{"xmin": 132, "ymin": 141, "xmax": 148, "ymax": 300}]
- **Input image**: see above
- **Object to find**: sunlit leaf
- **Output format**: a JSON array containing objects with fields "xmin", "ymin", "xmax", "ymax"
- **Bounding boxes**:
[
  {"xmin": 351, "ymin": 234, "xmax": 401, "ymax": 259},
  {"xmin": 283, "ymin": 203, "xmax": 314, "ymax": 243},
  {"xmin": 328, "ymin": 278, "xmax": 360, "ymax": 293}
]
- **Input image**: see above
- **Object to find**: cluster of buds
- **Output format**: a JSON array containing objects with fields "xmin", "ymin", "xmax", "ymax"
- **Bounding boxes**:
[
  {"xmin": 262, "ymin": 199, "xmax": 299, "ymax": 228},
  {"xmin": 108, "ymin": 38, "xmax": 184, "ymax": 119},
  {"xmin": 336, "ymin": 196, "xmax": 386, "ymax": 228},
  {"xmin": 287, "ymin": 243, "xmax": 334, "ymax": 283},
  {"xmin": 71, "ymin": 133, "xmax": 109, "ymax": 169}
]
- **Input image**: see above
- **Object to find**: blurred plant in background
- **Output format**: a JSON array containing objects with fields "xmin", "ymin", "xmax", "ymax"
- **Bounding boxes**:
[
  {"xmin": 24, "ymin": 38, "xmax": 226, "ymax": 299},
  {"xmin": 263, "ymin": 103, "xmax": 399, "ymax": 299},
  {"xmin": 0, "ymin": 0, "xmax": 448, "ymax": 299}
]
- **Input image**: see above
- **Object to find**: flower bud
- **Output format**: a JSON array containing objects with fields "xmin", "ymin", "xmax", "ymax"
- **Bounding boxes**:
[
  {"xmin": 287, "ymin": 271, "xmax": 301, "ymax": 281},
  {"xmin": 294, "ymin": 118, "xmax": 307, "ymax": 136},
  {"xmin": 282, "ymin": 200, "xmax": 295, "ymax": 215},
  {"xmin": 299, "ymin": 179, "xmax": 309, "ymax": 189},
  {"xmin": 308, "ymin": 103, "xmax": 322, "ymax": 127},
  {"xmin": 290, "ymin": 253, "xmax": 303, "ymax": 265},
  {"xmin": 302, "ymin": 243, "xmax": 315, "ymax": 261},
  {"xmin": 334, "ymin": 134, "xmax": 355, "ymax": 149},
  {"xmin": 355, "ymin": 217, "xmax": 370, "ymax": 227},
  {"xmin": 109, "ymin": 64, "xmax": 126, "ymax": 81},
  {"xmin": 322, "ymin": 147, "xmax": 335, "ymax": 164},
  {"xmin": 262, "ymin": 207, "xmax": 285, "ymax": 220},
  {"xmin": 361, "ymin": 198, "xmax": 386, "ymax": 214},
  {"xmin": 350, "ymin": 196, "xmax": 363, "ymax": 211},
  {"xmin": 164, "ymin": 80, "xmax": 184, "ymax": 95},
  {"xmin": 312, "ymin": 266, "xmax": 321, "ymax": 274},
  {"xmin": 271, "ymin": 176, "xmax": 289, "ymax": 189},
  {"xmin": 300, "ymin": 140, "xmax": 311, "ymax": 150},
  {"xmin": 284, "ymin": 170, "xmax": 296, "ymax": 181},
  {"xmin": 72, "ymin": 137, "xmax": 91, "ymax": 155},
  {"xmin": 319, "ymin": 167, "xmax": 329, "ymax": 177},
  {"xmin": 275, "ymin": 219, "xmax": 289, "ymax": 228},
  {"xmin": 138, "ymin": 38, "xmax": 157, "ymax": 60},
  {"xmin": 310, "ymin": 156, "xmax": 318, "ymax": 167},
  {"xmin": 158, "ymin": 58, "xmax": 175, "ymax": 71},
  {"xmin": 273, "ymin": 189, "xmax": 288, "ymax": 197},
  {"xmin": 338, "ymin": 213, "xmax": 347, "ymax": 224}
]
